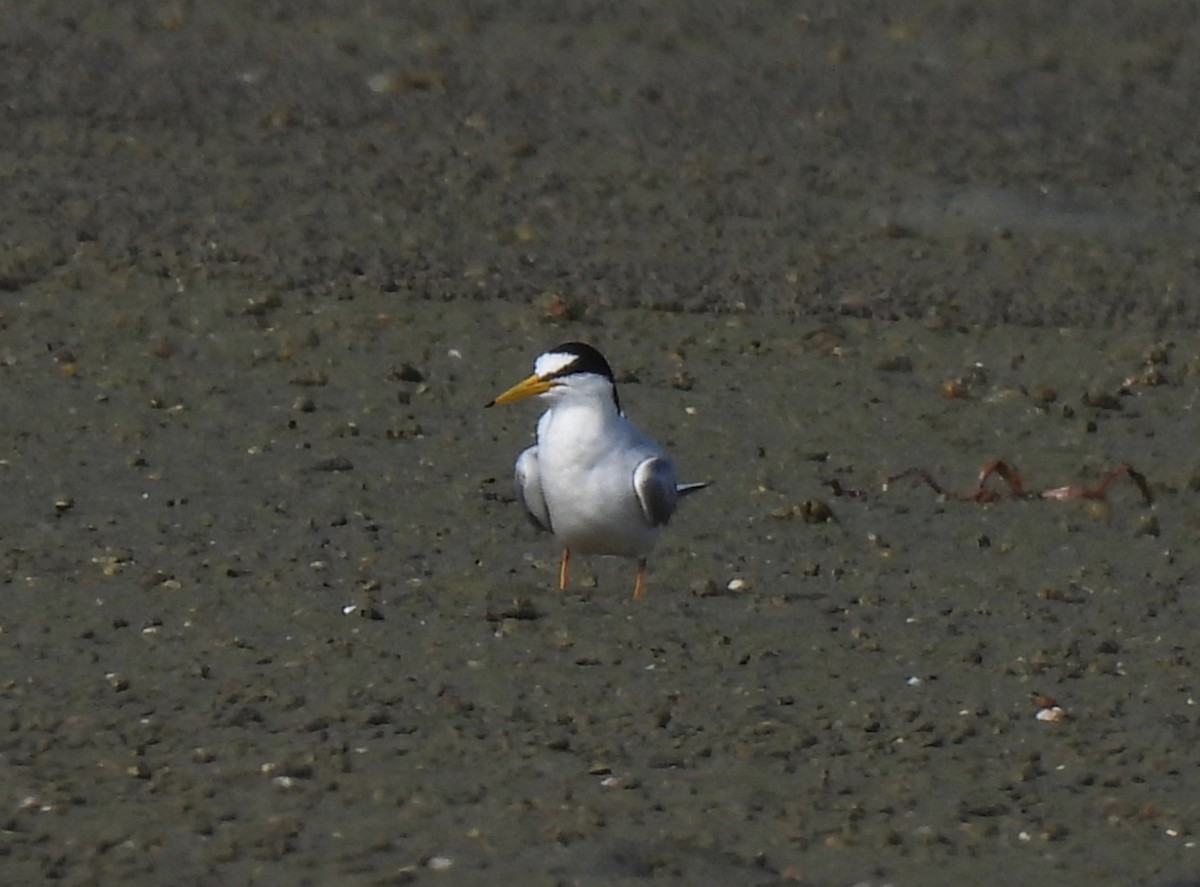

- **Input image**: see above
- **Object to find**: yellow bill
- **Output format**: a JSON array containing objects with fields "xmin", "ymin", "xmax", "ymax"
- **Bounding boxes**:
[{"xmin": 486, "ymin": 373, "xmax": 554, "ymax": 407}]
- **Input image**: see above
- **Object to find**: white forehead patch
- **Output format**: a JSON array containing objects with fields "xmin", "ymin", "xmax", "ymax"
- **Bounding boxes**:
[{"xmin": 534, "ymin": 350, "xmax": 577, "ymax": 378}]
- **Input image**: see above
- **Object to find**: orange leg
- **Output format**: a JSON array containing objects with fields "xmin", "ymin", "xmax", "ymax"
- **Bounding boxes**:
[
  {"xmin": 633, "ymin": 559, "xmax": 647, "ymax": 599},
  {"xmin": 558, "ymin": 547, "xmax": 571, "ymax": 590}
]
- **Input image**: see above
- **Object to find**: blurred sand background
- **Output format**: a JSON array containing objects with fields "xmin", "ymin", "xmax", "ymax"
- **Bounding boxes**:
[{"xmin": 3, "ymin": 3, "xmax": 1200, "ymax": 885}]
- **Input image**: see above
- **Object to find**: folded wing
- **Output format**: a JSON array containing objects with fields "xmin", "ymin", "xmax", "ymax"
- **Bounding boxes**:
[{"xmin": 515, "ymin": 446, "xmax": 552, "ymax": 532}]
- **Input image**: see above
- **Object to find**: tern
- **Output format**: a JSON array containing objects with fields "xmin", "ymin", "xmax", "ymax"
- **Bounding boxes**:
[{"xmin": 486, "ymin": 341, "xmax": 707, "ymax": 598}]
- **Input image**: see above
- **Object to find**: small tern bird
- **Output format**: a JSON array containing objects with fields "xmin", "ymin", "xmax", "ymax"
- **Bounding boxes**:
[{"xmin": 486, "ymin": 342, "xmax": 707, "ymax": 598}]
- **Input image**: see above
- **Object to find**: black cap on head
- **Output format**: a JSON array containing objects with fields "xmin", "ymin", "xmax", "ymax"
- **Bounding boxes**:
[
  {"xmin": 541, "ymin": 342, "xmax": 614, "ymax": 382},
  {"xmin": 536, "ymin": 342, "xmax": 620, "ymax": 411}
]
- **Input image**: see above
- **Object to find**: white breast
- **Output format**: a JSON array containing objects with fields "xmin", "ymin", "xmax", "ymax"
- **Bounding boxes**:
[{"xmin": 535, "ymin": 402, "xmax": 674, "ymax": 558}]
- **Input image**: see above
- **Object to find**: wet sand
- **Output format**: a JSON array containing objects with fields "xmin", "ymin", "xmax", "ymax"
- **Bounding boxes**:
[{"xmin": 3, "ymin": 3, "xmax": 1200, "ymax": 885}]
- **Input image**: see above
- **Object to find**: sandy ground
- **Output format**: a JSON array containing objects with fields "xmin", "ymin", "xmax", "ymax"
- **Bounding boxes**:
[{"xmin": 3, "ymin": 2, "xmax": 1200, "ymax": 885}]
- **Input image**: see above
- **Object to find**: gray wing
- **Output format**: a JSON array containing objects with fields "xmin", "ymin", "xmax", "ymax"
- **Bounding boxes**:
[
  {"xmin": 515, "ymin": 446, "xmax": 553, "ymax": 533},
  {"xmin": 633, "ymin": 457, "xmax": 680, "ymax": 527}
]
